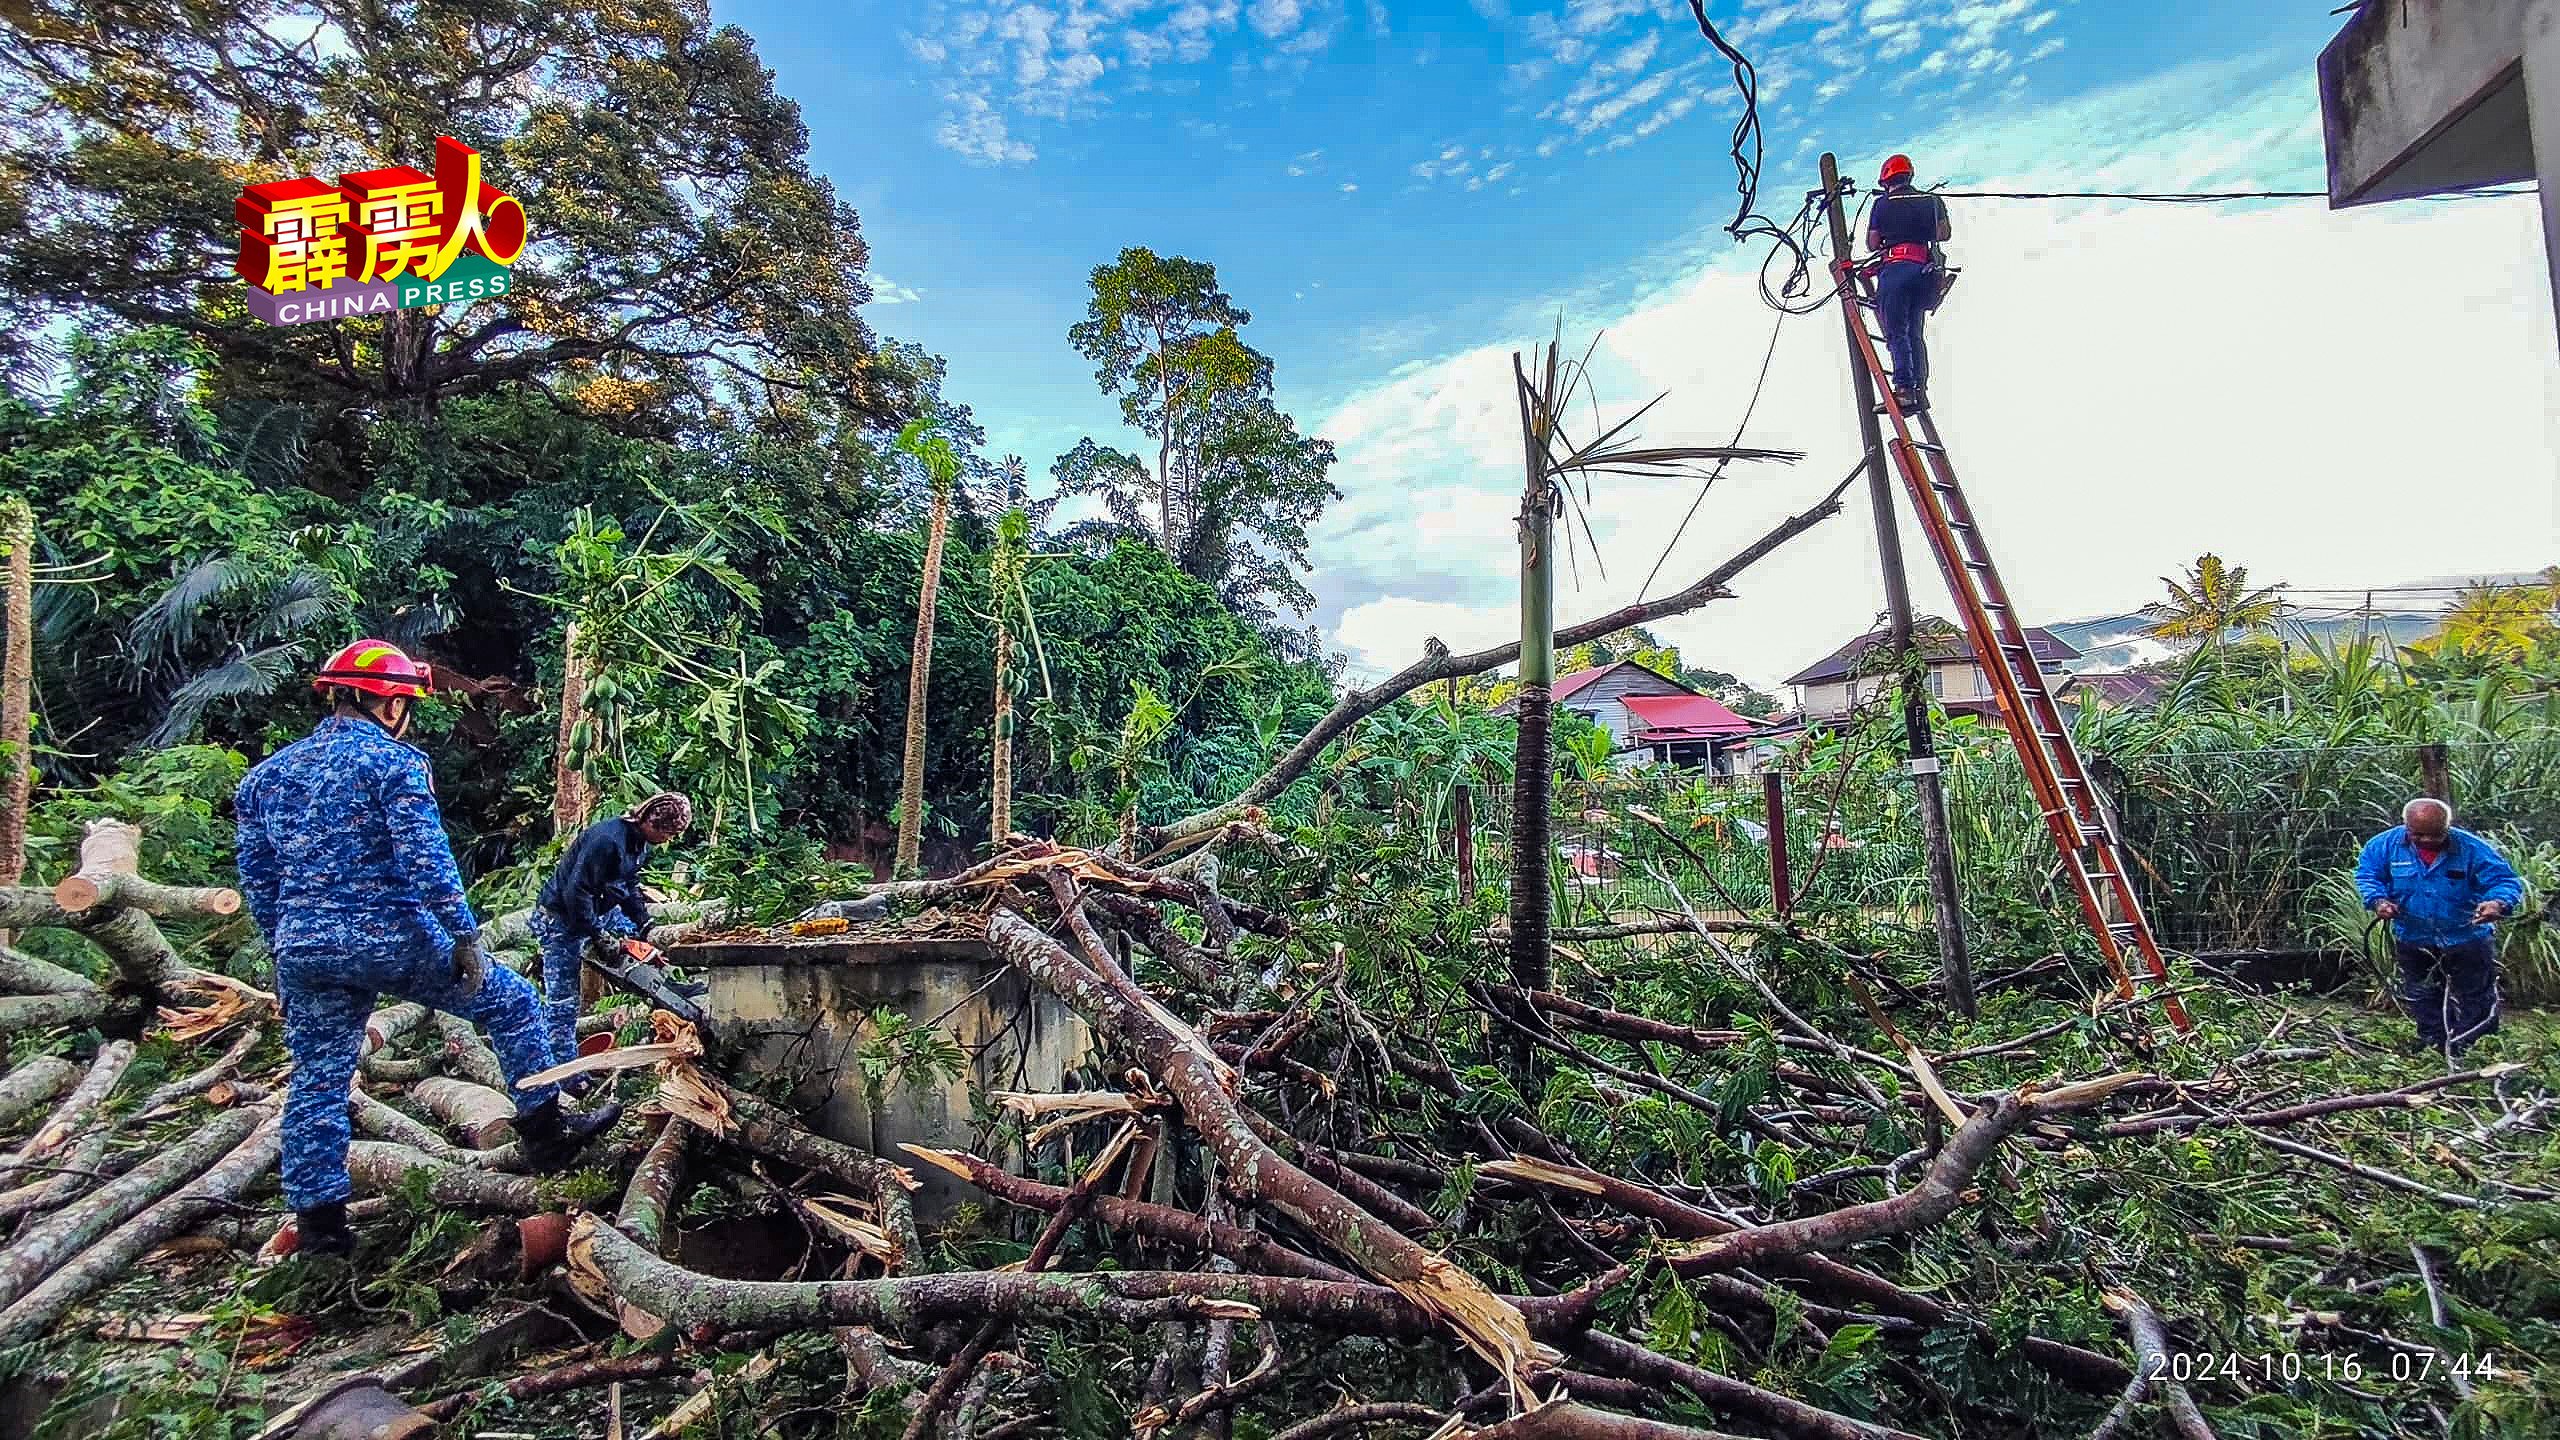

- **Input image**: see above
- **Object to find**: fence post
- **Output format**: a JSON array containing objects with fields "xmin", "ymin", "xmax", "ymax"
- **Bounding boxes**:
[
  {"xmin": 1763, "ymin": 770, "xmax": 1792, "ymax": 920},
  {"xmin": 2419, "ymin": 743, "xmax": 2450, "ymax": 802}
]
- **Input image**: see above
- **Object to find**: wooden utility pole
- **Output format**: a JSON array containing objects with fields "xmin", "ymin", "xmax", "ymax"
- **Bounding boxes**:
[{"xmin": 1819, "ymin": 152, "xmax": 1977, "ymax": 1018}]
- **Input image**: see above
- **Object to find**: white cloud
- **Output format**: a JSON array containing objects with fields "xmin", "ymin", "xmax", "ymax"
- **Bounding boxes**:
[
  {"xmin": 935, "ymin": 91, "xmax": 1037, "ymax": 165},
  {"xmin": 1564, "ymin": 0, "xmax": 1650, "ymax": 33},
  {"xmin": 1303, "ymin": 64, "xmax": 2560, "ymax": 692},
  {"xmin": 867, "ymin": 275, "xmax": 923, "ymax": 305},
  {"xmin": 1862, "ymin": 0, "xmax": 1908, "ymax": 19},
  {"xmin": 1340, "ymin": 181, "xmax": 1359, "ymax": 192},
  {"xmin": 1581, "ymin": 71, "xmax": 1670, "ymax": 133},
  {"xmin": 1249, "ymin": 0, "xmax": 1303, "ymax": 38}
]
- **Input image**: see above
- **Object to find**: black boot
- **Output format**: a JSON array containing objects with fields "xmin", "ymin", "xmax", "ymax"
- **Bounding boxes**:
[
  {"xmin": 515, "ymin": 1097, "xmax": 623, "ymax": 1173},
  {"xmin": 295, "ymin": 1200, "xmax": 356, "ymax": 1259}
]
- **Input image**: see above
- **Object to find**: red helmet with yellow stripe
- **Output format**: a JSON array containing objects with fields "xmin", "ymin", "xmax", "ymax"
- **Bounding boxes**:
[{"xmin": 313, "ymin": 640, "xmax": 432, "ymax": 699}]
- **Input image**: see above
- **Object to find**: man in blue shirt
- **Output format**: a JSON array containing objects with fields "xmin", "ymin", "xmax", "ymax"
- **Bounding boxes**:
[
  {"xmin": 2355, "ymin": 797, "xmax": 2524, "ymax": 1055},
  {"xmin": 237, "ymin": 640, "xmax": 622, "ymax": 1258},
  {"xmin": 533, "ymin": 791, "xmax": 692, "ymax": 1063},
  {"xmin": 1863, "ymin": 153, "xmax": 1951, "ymax": 414}
]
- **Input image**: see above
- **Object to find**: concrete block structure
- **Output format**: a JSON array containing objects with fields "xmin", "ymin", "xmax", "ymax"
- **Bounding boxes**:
[{"xmin": 2319, "ymin": 0, "xmax": 2560, "ymax": 332}]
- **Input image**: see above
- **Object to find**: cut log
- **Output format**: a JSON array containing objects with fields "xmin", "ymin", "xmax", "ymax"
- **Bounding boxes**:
[
  {"xmin": 347, "ymin": 1141, "xmax": 564, "ymax": 1212},
  {"xmin": 1469, "ymin": 1402, "xmax": 1750, "ymax": 1440},
  {"xmin": 0, "ymin": 1124, "xmax": 112, "ymax": 1226},
  {"xmin": 353, "ymin": 1090, "xmax": 518, "ymax": 1169},
  {"xmin": 411, "ymin": 1076, "xmax": 521, "ymax": 1148},
  {"xmin": 9, "ymin": 1040, "xmax": 135, "ymax": 1169},
  {"xmin": 0, "ymin": 1102, "xmax": 267, "ymax": 1312},
  {"xmin": 52, "ymin": 820, "xmax": 242, "ymax": 918},
  {"xmin": 0, "ymin": 499, "xmax": 30, "ymax": 898},
  {"xmin": 0, "ymin": 1114, "xmax": 282, "ymax": 1347},
  {"xmin": 0, "ymin": 1057, "xmax": 84, "ymax": 1136}
]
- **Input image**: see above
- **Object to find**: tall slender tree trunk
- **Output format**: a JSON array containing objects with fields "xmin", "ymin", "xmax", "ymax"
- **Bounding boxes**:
[
  {"xmin": 551, "ymin": 622, "xmax": 592, "ymax": 839},
  {"xmin": 0, "ymin": 498, "xmax": 35, "ymax": 893},
  {"xmin": 895, "ymin": 485, "xmax": 953, "ymax": 876},
  {"xmin": 990, "ymin": 621, "xmax": 1015, "ymax": 846},
  {"xmin": 1508, "ymin": 353, "xmax": 1556, "ymax": 1003},
  {"xmin": 1156, "ymin": 331, "xmax": 1178, "ymax": 553}
]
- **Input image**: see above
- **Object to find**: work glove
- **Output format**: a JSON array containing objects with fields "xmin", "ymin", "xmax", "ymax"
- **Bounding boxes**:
[{"xmin": 449, "ymin": 932, "xmax": 489, "ymax": 992}]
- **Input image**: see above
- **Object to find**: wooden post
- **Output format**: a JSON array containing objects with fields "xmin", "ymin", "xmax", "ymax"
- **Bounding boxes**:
[
  {"xmin": 2419, "ymin": 743, "xmax": 2450, "ymax": 802},
  {"xmin": 1763, "ymin": 770, "xmax": 1792, "ymax": 920},
  {"xmin": 1820, "ymin": 152, "xmax": 1976, "ymax": 1019}
]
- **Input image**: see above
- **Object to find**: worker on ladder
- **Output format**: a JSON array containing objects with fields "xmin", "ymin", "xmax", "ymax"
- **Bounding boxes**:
[{"xmin": 1864, "ymin": 153, "xmax": 1951, "ymax": 413}]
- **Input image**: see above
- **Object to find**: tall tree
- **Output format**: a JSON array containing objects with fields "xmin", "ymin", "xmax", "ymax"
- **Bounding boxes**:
[
  {"xmin": 894, "ymin": 420, "xmax": 962, "ymax": 875},
  {"xmin": 1064, "ymin": 248, "xmax": 1248, "ymax": 551},
  {"xmin": 2143, "ymin": 554, "xmax": 2287, "ymax": 647},
  {"xmin": 1061, "ymin": 249, "xmax": 1338, "ymax": 619},
  {"xmin": 985, "ymin": 457, "xmax": 1049, "ymax": 847},
  {"xmin": 0, "ymin": 0, "xmax": 905, "ymax": 428}
]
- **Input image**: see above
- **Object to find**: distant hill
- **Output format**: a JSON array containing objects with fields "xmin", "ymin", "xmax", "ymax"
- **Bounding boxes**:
[{"xmin": 2043, "ymin": 608, "xmax": 2444, "ymax": 672}]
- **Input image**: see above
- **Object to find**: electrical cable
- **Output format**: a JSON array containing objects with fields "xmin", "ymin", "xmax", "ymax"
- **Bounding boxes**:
[
  {"xmin": 1637, "ymin": 302, "xmax": 1794, "ymax": 602},
  {"xmin": 1928, "ymin": 185, "xmax": 2532, "ymax": 203}
]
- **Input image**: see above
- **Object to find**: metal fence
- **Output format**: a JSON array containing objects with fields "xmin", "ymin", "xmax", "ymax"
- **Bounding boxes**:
[{"xmin": 1480, "ymin": 740, "xmax": 2560, "ymax": 957}]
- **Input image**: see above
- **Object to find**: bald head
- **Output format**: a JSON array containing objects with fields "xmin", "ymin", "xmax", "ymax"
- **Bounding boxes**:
[{"xmin": 2403, "ymin": 797, "xmax": 2453, "ymax": 842}]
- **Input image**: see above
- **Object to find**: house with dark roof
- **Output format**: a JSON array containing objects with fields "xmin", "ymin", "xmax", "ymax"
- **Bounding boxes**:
[
  {"xmin": 1785, "ymin": 620, "xmax": 2079, "ymax": 724},
  {"xmin": 1493, "ymin": 659, "xmax": 1761, "ymax": 772},
  {"xmin": 2062, "ymin": 670, "xmax": 2168, "ymax": 712}
]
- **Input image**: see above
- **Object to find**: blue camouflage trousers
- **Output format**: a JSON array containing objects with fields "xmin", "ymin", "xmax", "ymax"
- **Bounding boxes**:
[
  {"xmin": 277, "ymin": 940, "xmax": 564, "ymax": 1210},
  {"xmin": 530, "ymin": 908, "xmax": 629, "ymax": 1062}
]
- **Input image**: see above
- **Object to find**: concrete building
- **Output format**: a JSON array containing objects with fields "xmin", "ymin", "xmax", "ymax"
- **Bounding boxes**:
[
  {"xmin": 1786, "ymin": 619, "xmax": 2078, "ymax": 724},
  {"xmin": 1492, "ymin": 659, "xmax": 1760, "ymax": 770},
  {"xmin": 2318, "ymin": 0, "xmax": 2560, "ymax": 329}
]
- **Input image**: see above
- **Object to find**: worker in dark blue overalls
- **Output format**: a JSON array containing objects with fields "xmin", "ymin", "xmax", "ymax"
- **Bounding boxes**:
[{"xmin": 1863, "ymin": 153, "xmax": 1951, "ymax": 413}]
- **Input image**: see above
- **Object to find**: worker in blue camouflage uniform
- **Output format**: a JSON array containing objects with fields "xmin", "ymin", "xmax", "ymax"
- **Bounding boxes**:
[
  {"xmin": 533, "ymin": 791, "xmax": 693, "ymax": 1063},
  {"xmin": 236, "ymin": 640, "xmax": 622, "ymax": 1258},
  {"xmin": 2356, "ymin": 796, "xmax": 2525, "ymax": 1057}
]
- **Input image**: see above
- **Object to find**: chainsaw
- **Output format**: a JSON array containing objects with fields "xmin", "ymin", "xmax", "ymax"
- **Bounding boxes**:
[{"xmin": 584, "ymin": 934, "xmax": 712, "ymax": 1036}]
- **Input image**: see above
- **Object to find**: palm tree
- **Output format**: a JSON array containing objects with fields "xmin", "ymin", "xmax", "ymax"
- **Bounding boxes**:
[
  {"xmin": 894, "ymin": 420, "xmax": 963, "ymax": 876},
  {"xmin": 2141, "ymin": 553, "xmax": 2286, "ymax": 646},
  {"xmin": 985, "ymin": 456, "xmax": 1053, "ymax": 848}
]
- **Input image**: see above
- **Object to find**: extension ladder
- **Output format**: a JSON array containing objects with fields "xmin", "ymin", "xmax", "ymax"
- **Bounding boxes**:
[{"xmin": 1833, "ymin": 261, "xmax": 2192, "ymax": 1034}]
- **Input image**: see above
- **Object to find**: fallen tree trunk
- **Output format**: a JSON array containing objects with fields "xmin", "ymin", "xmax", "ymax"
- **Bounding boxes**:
[
  {"xmin": 991, "ymin": 900, "xmax": 1544, "ymax": 1393},
  {"xmin": 612, "ymin": 1116, "xmax": 693, "ymax": 1340},
  {"xmin": 0, "ymin": 1102, "xmax": 266, "ymax": 1311},
  {"xmin": 8, "ymin": 1040, "xmax": 135, "ymax": 1170},
  {"xmin": 0, "ymin": 989, "xmax": 133, "ymax": 1037},
  {"xmin": 0, "ymin": 1056, "xmax": 75, "ymax": 1135},
  {"xmin": 1569, "ymin": 1332, "xmax": 1922, "ymax": 1440},
  {"xmin": 417, "ymin": 1349, "xmax": 684, "ymax": 1425},
  {"xmin": 1138, "ymin": 468, "xmax": 1854, "ymax": 853},
  {"xmin": 0, "ymin": 948, "xmax": 95, "ymax": 995},
  {"xmin": 0, "ymin": 1114, "xmax": 282, "ymax": 1347},
  {"xmin": 434, "ymin": 1012, "xmax": 511, "ymax": 1091},
  {"xmin": 353, "ymin": 1090, "xmax": 516, "ymax": 1168},
  {"xmin": 1470, "ymin": 1401, "xmax": 1751, "ymax": 1440},
  {"xmin": 706, "ymin": 1075, "xmax": 919, "ymax": 1271},
  {"xmin": 347, "ymin": 1142, "xmax": 566, "ymax": 1211},
  {"xmin": 909, "ymin": 1146, "xmax": 1357, "ymax": 1283}
]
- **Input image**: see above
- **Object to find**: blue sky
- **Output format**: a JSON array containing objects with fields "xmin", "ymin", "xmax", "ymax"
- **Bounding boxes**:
[{"xmin": 715, "ymin": 1, "xmax": 2559, "ymax": 689}]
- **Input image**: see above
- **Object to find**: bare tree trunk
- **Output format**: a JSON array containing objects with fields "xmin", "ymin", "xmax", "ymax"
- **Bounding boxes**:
[
  {"xmin": 991, "ymin": 621, "xmax": 1014, "ymax": 846},
  {"xmin": 0, "ymin": 1114, "xmax": 281, "ymax": 1348},
  {"xmin": 553, "ymin": 622, "xmax": 593, "ymax": 839},
  {"xmin": 0, "ymin": 497, "xmax": 32, "ymax": 895},
  {"xmin": 0, "ymin": 1103, "xmax": 265, "ymax": 1312},
  {"xmin": 1509, "ymin": 351, "xmax": 1558, "ymax": 1007},
  {"xmin": 895, "ymin": 484, "xmax": 952, "ymax": 876}
]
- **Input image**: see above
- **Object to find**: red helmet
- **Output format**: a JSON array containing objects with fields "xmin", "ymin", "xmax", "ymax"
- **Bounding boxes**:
[
  {"xmin": 314, "ymin": 640, "xmax": 432, "ymax": 699},
  {"xmin": 1879, "ymin": 154, "xmax": 1915, "ymax": 185}
]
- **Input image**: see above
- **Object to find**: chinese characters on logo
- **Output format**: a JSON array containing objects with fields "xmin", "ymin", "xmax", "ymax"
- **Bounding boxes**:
[{"xmin": 236, "ymin": 137, "xmax": 529, "ymax": 325}]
